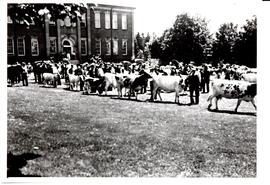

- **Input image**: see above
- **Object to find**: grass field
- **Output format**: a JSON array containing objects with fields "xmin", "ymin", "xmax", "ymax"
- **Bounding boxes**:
[{"xmin": 7, "ymin": 80, "xmax": 256, "ymax": 177}]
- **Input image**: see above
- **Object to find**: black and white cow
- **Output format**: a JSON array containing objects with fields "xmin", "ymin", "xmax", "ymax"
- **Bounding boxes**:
[{"xmin": 207, "ymin": 79, "xmax": 257, "ymax": 112}]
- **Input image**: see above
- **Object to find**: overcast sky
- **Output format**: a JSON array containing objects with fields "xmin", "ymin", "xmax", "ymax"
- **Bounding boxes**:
[{"xmin": 92, "ymin": 0, "xmax": 257, "ymax": 36}]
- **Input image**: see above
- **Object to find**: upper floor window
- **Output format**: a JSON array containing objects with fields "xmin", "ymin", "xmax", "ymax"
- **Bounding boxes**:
[
  {"xmin": 122, "ymin": 14, "xmax": 127, "ymax": 30},
  {"xmin": 17, "ymin": 37, "xmax": 25, "ymax": 56},
  {"xmin": 105, "ymin": 11, "xmax": 110, "ymax": 29},
  {"xmin": 31, "ymin": 37, "xmax": 39, "ymax": 56},
  {"xmin": 81, "ymin": 13, "xmax": 86, "ymax": 27},
  {"xmin": 81, "ymin": 38, "xmax": 87, "ymax": 55},
  {"xmin": 7, "ymin": 37, "xmax": 14, "ymax": 55},
  {"xmin": 112, "ymin": 12, "xmax": 118, "ymax": 29},
  {"xmin": 94, "ymin": 11, "xmax": 100, "ymax": 28}
]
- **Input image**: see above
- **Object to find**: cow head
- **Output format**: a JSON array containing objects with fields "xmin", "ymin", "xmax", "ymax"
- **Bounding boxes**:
[{"xmin": 246, "ymin": 83, "xmax": 257, "ymax": 97}]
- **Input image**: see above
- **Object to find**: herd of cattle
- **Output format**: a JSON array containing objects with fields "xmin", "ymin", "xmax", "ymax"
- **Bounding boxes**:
[{"xmin": 7, "ymin": 60, "xmax": 257, "ymax": 112}]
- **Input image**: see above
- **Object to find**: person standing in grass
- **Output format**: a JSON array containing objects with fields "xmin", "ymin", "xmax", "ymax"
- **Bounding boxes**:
[{"xmin": 186, "ymin": 69, "xmax": 200, "ymax": 105}]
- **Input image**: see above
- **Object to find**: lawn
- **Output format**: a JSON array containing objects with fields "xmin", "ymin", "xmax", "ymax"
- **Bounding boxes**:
[{"xmin": 7, "ymin": 81, "xmax": 256, "ymax": 177}]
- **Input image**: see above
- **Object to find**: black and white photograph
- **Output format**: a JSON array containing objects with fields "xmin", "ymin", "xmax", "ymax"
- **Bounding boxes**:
[{"xmin": 1, "ymin": 0, "xmax": 270, "ymax": 183}]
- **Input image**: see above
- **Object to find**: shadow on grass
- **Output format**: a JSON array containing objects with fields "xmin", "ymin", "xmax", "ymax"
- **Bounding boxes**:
[
  {"xmin": 111, "ymin": 96, "xmax": 145, "ymax": 102},
  {"xmin": 7, "ymin": 152, "xmax": 42, "ymax": 177},
  {"xmin": 208, "ymin": 109, "xmax": 256, "ymax": 116},
  {"xmin": 148, "ymin": 100, "xmax": 191, "ymax": 106}
]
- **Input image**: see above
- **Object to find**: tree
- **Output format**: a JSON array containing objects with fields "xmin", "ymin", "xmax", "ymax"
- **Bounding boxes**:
[
  {"xmin": 212, "ymin": 23, "xmax": 239, "ymax": 65},
  {"xmin": 234, "ymin": 16, "xmax": 257, "ymax": 67},
  {"xmin": 151, "ymin": 13, "xmax": 211, "ymax": 65}
]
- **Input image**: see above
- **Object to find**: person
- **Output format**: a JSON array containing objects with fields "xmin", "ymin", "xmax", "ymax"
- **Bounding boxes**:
[
  {"xmin": 186, "ymin": 69, "xmax": 200, "ymax": 105},
  {"xmin": 201, "ymin": 65, "xmax": 210, "ymax": 93},
  {"xmin": 21, "ymin": 62, "xmax": 28, "ymax": 86},
  {"xmin": 74, "ymin": 65, "xmax": 84, "ymax": 91}
]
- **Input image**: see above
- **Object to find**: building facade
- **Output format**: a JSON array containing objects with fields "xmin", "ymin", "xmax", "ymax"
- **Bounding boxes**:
[{"xmin": 7, "ymin": 4, "xmax": 135, "ymax": 64}]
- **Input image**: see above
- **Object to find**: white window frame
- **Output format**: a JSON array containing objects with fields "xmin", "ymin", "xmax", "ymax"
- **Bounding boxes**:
[
  {"xmin": 122, "ymin": 39, "xmax": 128, "ymax": 55},
  {"xmin": 50, "ymin": 37, "xmax": 57, "ymax": 54},
  {"xmin": 113, "ymin": 38, "xmax": 118, "ymax": 55},
  {"xmin": 7, "ymin": 37, "xmax": 14, "ymax": 55},
  {"xmin": 105, "ymin": 11, "xmax": 111, "ymax": 29},
  {"xmin": 95, "ymin": 38, "xmax": 101, "ymax": 55},
  {"xmin": 122, "ymin": 14, "xmax": 127, "ymax": 30},
  {"xmin": 105, "ymin": 38, "xmax": 111, "ymax": 55},
  {"xmin": 112, "ymin": 12, "xmax": 118, "ymax": 29},
  {"xmin": 94, "ymin": 11, "xmax": 101, "ymax": 28},
  {"xmin": 17, "ymin": 37, "xmax": 25, "ymax": 56},
  {"xmin": 81, "ymin": 38, "xmax": 87, "ymax": 56},
  {"xmin": 31, "ymin": 37, "xmax": 39, "ymax": 56}
]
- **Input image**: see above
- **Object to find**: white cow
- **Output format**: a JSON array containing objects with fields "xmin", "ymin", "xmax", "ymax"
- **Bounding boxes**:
[
  {"xmin": 69, "ymin": 74, "xmax": 81, "ymax": 91},
  {"xmin": 207, "ymin": 79, "xmax": 257, "ymax": 112},
  {"xmin": 43, "ymin": 73, "xmax": 59, "ymax": 88},
  {"xmin": 101, "ymin": 73, "xmax": 125, "ymax": 97},
  {"xmin": 151, "ymin": 75, "xmax": 186, "ymax": 103}
]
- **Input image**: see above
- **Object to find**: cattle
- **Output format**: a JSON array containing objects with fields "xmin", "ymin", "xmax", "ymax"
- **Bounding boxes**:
[
  {"xmin": 43, "ymin": 73, "xmax": 60, "ymax": 88},
  {"xmin": 98, "ymin": 73, "xmax": 125, "ymax": 97},
  {"xmin": 207, "ymin": 79, "xmax": 257, "ymax": 112},
  {"xmin": 151, "ymin": 75, "xmax": 186, "ymax": 103},
  {"xmin": 241, "ymin": 73, "xmax": 257, "ymax": 83},
  {"xmin": 69, "ymin": 74, "xmax": 81, "ymax": 91},
  {"xmin": 7, "ymin": 64, "xmax": 23, "ymax": 86},
  {"xmin": 125, "ymin": 70, "xmax": 152, "ymax": 99},
  {"xmin": 83, "ymin": 77, "xmax": 104, "ymax": 95}
]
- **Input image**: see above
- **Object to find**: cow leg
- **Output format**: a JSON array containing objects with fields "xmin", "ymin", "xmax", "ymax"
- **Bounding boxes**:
[
  {"xmin": 251, "ymin": 98, "xmax": 257, "ymax": 110},
  {"xmin": 215, "ymin": 97, "xmax": 219, "ymax": 110},
  {"xmin": 157, "ymin": 90, "xmax": 162, "ymax": 101},
  {"xmin": 235, "ymin": 99, "xmax": 242, "ymax": 112},
  {"xmin": 175, "ymin": 93, "xmax": 179, "ymax": 104},
  {"xmin": 207, "ymin": 95, "xmax": 213, "ymax": 110},
  {"xmin": 151, "ymin": 85, "xmax": 159, "ymax": 101}
]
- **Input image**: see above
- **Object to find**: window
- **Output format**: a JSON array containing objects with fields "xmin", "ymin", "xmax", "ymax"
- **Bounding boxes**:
[
  {"xmin": 122, "ymin": 14, "xmax": 127, "ymax": 30},
  {"xmin": 105, "ymin": 38, "xmax": 111, "ymax": 55},
  {"xmin": 81, "ymin": 39, "xmax": 87, "ymax": 55},
  {"xmin": 112, "ymin": 12, "xmax": 118, "ymax": 29},
  {"xmin": 113, "ymin": 38, "xmax": 118, "ymax": 55},
  {"xmin": 50, "ymin": 37, "xmax": 57, "ymax": 54},
  {"xmin": 7, "ymin": 37, "xmax": 14, "ymax": 55},
  {"xmin": 94, "ymin": 11, "xmax": 100, "ymax": 28},
  {"xmin": 95, "ymin": 39, "xmax": 101, "ymax": 55},
  {"xmin": 122, "ymin": 39, "xmax": 128, "ymax": 55},
  {"xmin": 31, "ymin": 37, "xmax": 39, "ymax": 56},
  {"xmin": 81, "ymin": 13, "xmax": 86, "ymax": 27},
  {"xmin": 17, "ymin": 37, "xmax": 25, "ymax": 56},
  {"xmin": 105, "ymin": 11, "xmax": 110, "ymax": 29}
]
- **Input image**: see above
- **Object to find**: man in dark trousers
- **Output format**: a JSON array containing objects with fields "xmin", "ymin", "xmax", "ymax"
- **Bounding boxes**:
[
  {"xmin": 21, "ymin": 62, "xmax": 28, "ymax": 86},
  {"xmin": 186, "ymin": 69, "xmax": 200, "ymax": 105},
  {"xmin": 201, "ymin": 65, "xmax": 210, "ymax": 93},
  {"xmin": 74, "ymin": 64, "xmax": 84, "ymax": 91}
]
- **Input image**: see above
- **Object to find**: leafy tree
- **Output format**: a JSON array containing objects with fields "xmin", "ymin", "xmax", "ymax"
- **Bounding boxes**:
[
  {"xmin": 234, "ymin": 16, "xmax": 257, "ymax": 67},
  {"xmin": 151, "ymin": 13, "xmax": 211, "ymax": 65},
  {"xmin": 212, "ymin": 23, "xmax": 239, "ymax": 65}
]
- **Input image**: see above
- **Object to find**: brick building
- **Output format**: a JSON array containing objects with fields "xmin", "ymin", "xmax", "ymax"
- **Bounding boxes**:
[{"xmin": 7, "ymin": 4, "xmax": 135, "ymax": 64}]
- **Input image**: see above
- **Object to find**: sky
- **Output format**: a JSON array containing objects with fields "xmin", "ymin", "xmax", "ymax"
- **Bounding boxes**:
[{"xmin": 90, "ymin": 0, "xmax": 258, "ymax": 36}]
